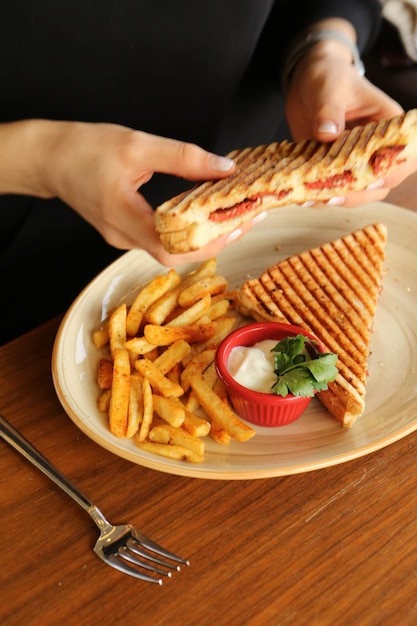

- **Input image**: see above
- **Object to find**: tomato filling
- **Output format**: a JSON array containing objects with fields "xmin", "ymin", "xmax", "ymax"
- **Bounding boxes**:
[
  {"xmin": 369, "ymin": 145, "xmax": 405, "ymax": 176},
  {"xmin": 304, "ymin": 171, "xmax": 356, "ymax": 190},
  {"xmin": 209, "ymin": 190, "xmax": 292, "ymax": 222}
]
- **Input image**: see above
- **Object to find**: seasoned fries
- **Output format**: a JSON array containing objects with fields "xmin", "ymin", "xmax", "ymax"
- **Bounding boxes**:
[
  {"xmin": 93, "ymin": 259, "xmax": 256, "ymax": 463},
  {"xmin": 191, "ymin": 373, "xmax": 255, "ymax": 442},
  {"xmin": 108, "ymin": 305, "xmax": 127, "ymax": 358},
  {"xmin": 135, "ymin": 358, "xmax": 184, "ymax": 398},
  {"xmin": 143, "ymin": 321, "xmax": 218, "ymax": 347},
  {"xmin": 126, "ymin": 269, "xmax": 180, "ymax": 336},
  {"xmin": 109, "ymin": 348, "xmax": 131, "ymax": 437}
]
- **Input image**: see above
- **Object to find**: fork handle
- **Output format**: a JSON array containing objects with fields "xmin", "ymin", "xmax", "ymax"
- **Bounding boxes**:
[{"xmin": 0, "ymin": 413, "xmax": 94, "ymax": 513}]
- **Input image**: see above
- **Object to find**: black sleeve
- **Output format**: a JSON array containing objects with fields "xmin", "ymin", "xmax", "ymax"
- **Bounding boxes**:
[
  {"xmin": 283, "ymin": 0, "xmax": 382, "ymax": 52},
  {"xmin": 257, "ymin": 0, "xmax": 382, "ymax": 79}
]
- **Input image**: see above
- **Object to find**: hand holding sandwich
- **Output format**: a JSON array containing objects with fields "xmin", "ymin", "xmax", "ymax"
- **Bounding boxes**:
[
  {"xmin": 284, "ymin": 18, "xmax": 416, "ymax": 208},
  {"xmin": 0, "ymin": 119, "xmax": 260, "ymax": 266}
]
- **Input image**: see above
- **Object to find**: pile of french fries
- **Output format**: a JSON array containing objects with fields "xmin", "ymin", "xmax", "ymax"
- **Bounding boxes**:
[{"xmin": 93, "ymin": 259, "xmax": 256, "ymax": 463}]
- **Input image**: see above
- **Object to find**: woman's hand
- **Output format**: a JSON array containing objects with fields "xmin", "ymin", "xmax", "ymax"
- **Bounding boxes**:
[
  {"xmin": 44, "ymin": 121, "xmax": 257, "ymax": 265},
  {"xmin": 284, "ymin": 21, "xmax": 417, "ymax": 206},
  {"xmin": 0, "ymin": 119, "xmax": 258, "ymax": 266}
]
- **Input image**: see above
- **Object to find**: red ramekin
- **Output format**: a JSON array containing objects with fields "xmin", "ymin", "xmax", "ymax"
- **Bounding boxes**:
[{"xmin": 215, "ymin": 321, "xmax": 326, "ymax": 427}]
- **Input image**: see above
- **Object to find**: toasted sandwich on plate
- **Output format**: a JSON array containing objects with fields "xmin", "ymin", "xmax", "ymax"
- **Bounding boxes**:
[
  {"xmin": 237, "ymin": 223, "xmax": 387, "ymax": 428},
  {"xmin": 155, "ymin": 110, "xmax": 416, "ymax": 254}
]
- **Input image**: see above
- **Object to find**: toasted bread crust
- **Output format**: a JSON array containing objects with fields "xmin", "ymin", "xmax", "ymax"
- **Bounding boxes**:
[
  {"xmin": 155, "ymin": 110, "xmax": 416, "ymax": 253},
  {"xmin": 237, "ymin": 223, "xmax": 387, "ymax": 427}
]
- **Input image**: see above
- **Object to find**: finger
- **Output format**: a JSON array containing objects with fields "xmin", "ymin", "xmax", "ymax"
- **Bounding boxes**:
[
  {"xmin": 135, "ymin": 131, "xmax": 235, "ymax": 181},
  {"xmin": 313, "ymin": 93, "xmax": 349, "ymax": 142},
  {"xmin": 314, "ymin": 78, "xmax": 404, "ymax": 143},
  {"xmin": 341, "ymin": 188, "xmax": 389, "ymax": 207},
  {"xmin": 383, "ymin": 156, "xmax": 417, "ymax": 188}
]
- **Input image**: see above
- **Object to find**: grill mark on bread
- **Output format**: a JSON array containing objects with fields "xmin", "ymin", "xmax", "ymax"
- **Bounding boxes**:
[
  {"xmin": 311, "ymin": 246, "xmax": 372, "ymax": 332},
  {"xmin": 259, "ymin": 261, "xmax": 366, "ymax": 396},
  {"xmin": 155, "ymin": 111, "xmax": 415, "ymax": 254},
  {"xmin": 172, "ymin": 122, "xmax": 392, "ymax": 216},
  {"xmin": 342, "ymin": 230, "xmax": 384, "ymax": 290},
  {"xmin": 291, "ymin": 251, "xmax": 371, "ymax": 345},
  {"xmin": 237, "ymin": 224, "xmax": 387, "ymax": 426},
  {"xmin": 314, "ymin": 244, "xmax": 375, "ymax": 322}
]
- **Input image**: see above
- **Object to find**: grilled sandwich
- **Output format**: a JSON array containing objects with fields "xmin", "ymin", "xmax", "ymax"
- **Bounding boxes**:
[
  {"xmin": 155, "ymin": 110, "xmax": 416, "ymax": 254},
  {"xmin": 237, "ymin": 223, "xmax": 388, "ymax": 428}
]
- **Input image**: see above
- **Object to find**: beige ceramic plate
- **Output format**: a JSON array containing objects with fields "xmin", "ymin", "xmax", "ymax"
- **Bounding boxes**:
[{"xmin": 52, "ymin": 202, "xmax": 417, "ymax": 479}]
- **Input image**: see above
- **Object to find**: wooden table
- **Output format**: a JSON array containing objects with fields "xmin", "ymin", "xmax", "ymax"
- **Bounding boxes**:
[{"xmin": 1, "ymin": 174, "xmax": 417, "ymax": 626}]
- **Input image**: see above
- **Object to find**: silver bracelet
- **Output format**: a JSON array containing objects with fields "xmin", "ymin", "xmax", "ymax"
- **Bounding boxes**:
[{"xmin": 282, "ymin": 29, "xmax": 365, "ymax": 92}]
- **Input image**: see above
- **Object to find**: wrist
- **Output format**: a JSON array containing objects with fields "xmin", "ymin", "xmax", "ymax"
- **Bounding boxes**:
[{"xmin": 282, "ymin": 29, "xmax": 365, "ymax": 92}]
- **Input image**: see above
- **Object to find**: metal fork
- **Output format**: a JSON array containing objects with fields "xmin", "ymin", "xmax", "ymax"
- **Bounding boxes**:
[{"xmin": 0, "ymin": 414, "xmax": 189, "ymax": 584}]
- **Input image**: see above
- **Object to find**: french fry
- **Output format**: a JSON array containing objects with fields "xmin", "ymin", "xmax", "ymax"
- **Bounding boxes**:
[
  {"xmin": 149, "ymin": 424, "xmax": 204, "ymax": 458},
  {"xmin": 204, "ymin": 367, "xmax": 232, "ymax": 446},
  {"xmin": 152, "ymin": 394, "xmax": 185, "ymax": 427},
  {"xmin": 181, "ymin": 316, "xmax": 236, "ymax": 365},
  {"xmin": 209, "ymin": 417, "xmax": 231, "ymax": 446},
  {"xmin": 191, "ymin": 372, "xmax": 256, "ymax": 442},
  {"xmin": 124, "ymin": 336, "xmax": 157, "ymax": 355},
  {"xmin": 109, "ymin": 348, "xmax": 131, "ymax": 437},
  {"xmin": 93, "ymin": 325, "xmax": 109, "ymax": 349},
  {"xmin": 97, "ymin": 389, "xmax": 112, "ymax": 413},
  {"xmin": 184, "ymin": 391, "xmax": 199, "ymax": 413},
  {"xmin": 137, "ymin": 377, "xmax": 153, "ymax": 442},
  {"xmin": 97, "ymin": 358, "xmax": 113, "ymax": 389},
  {"xmin": 108, "ymin": 304, "xmax": 128, "ymax": 358},
  {"xmin": 126, "ymin": 372, "xmax": 144, "ymax": 437},
  {"xmin": 213, "ymin": 376, "xmax": 229, "ymax": 403},
  {"xmin": 211, "ymin": 289, "xmax": 239, "ymax": 309},
  {"xmin": 180, "ymin": 349, "xmax": 216, "ymax": 392},
  {"xmin": 144, "ymin": 259, "xmax": 217, "ymax": 326},
  {"xmin": 135, "ymin": 358, "xmax": 184, "ymax": 397},
  {"xmin": 203, "ymin": 362, "xmax": 218, "ymax": 386},
  {"xmin": 205, "ymin": 298, "xmax": 231, "ymax": 321},
  {"xmin": 144, "ymin": 288, "xmax": 181, "ymax": 326},
  {"xmin": 184, "ymin": 258, "xmax": 217, "ymax": 283},
  {"xmin": 152, "ymin": 339, "xmax": 191, "ymax": 375},
  {"xmin": 167, "ymin": 293, "xmax": 211, "ymax": 327},
  {"xmin": 166, "ymin": 362, "xmax": 182, "ymax": 385},
  {"xmin": 144, "ymin": 321, "xmax": 218, "ymax": 346},
  {"xmin": 185, "ymin": 360, "xmax": 217, "ymax": 412},
  {"xmin": 182, "ymin": 409, "xmax": 211, "ymax": 438},
  {"xmin": 126, "ymin": 269, "xmax": 180, "ymax": 336},
  {"xmin": 178, "ymin": 275, "xmax": 228, "ymax": 308},
  {"xmin": 136, "ymin": 440, "xmax": 204, "ymax": 463},
  {"xmin": 145, "ymin": 347, "xmax": 160, "ymax": 362},
  {"xmin": 204, "ymin": 316, "xmax": 237, "ymax": 347}
]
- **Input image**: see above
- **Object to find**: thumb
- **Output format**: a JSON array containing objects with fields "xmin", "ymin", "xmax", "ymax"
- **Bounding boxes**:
[{"xmin": 312, "ymin": 98, "xmax": 347, "ymax": 143}]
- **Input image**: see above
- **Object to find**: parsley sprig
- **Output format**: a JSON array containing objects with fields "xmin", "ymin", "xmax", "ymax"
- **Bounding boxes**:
[{"xmin": 270, "ymin": 334, "xmax": 338, "ymax": 398}]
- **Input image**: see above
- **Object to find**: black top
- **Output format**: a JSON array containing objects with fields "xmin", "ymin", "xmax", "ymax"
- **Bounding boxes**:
[
  {"xmin": 0, "ymin": 0, "xmax": 380, "ymax": 150},
  {"xmin": 0, "ymin": 0, "xmax": 382, "ymax": 343}
]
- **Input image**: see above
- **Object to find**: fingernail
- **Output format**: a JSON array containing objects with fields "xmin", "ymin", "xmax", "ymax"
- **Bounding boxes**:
[
  {"xmin": 367, "ymin": 178, "xmax": 385, "ymax": 190},
  {"xmin": 327, "ymin": 196, "xmax": 345, "ymax": 206},
  {"xmin": 212, "ymin": 155, "xmax": 235, "ymax": 172},
  {"xmin": 226, "ymin": 228, "xmax": 242, "ymax": 243},
  {"xmin": 252, "ymin": 211, "xmax": 267, "ymax": 224},
  {"xmin": 317, "ymin": 120, "xmax": 338, "ymax": 135},
  {"xmin": 301, "ymin": 201, "xmax": 315, "ymax": 207}
]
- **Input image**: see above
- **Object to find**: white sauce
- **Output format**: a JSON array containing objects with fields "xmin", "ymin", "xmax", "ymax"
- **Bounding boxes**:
[{"xmin": 227, "ymin": 339, "xmax": 278, "ymax": 393}]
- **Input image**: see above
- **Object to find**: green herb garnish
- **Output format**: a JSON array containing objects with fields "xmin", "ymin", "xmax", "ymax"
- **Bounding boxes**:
[{"xmin": 270, "ymin": 334, "xmax": 338, "ymax": 398}]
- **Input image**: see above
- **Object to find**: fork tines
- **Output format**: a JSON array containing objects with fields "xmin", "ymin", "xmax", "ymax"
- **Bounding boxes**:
[{"xmin": 103, "ymin": 528, "xmax": 190, "ymax": 584}]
